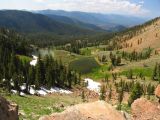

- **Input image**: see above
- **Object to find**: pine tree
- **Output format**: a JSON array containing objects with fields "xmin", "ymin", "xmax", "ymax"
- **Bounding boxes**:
[
  {"xmin": 67, "ymin": 70, "xmax": 72, "ymax": 88},
  {"xmin": 127, "ymin": 69, "xmax": 133, "ymax": 79},
  {"xmin": 105, "ymin": 74, "xmax": 109, "ymax": 84},
  {"xmin": 108, "ymin": 85, "xmax": 112, "ymax": 101},
  {"xmin": 46, "ymin": 66, "xmax": 53, "ymax": 88},
  {"xmin": 99, "ymin": 84, "xmax": 106, "ymax": 100},
  {"xmin": 81, "ymin": 90, "xmax": 85, "ymax": 102},
  {"xmin": 78, "ymin": 73, "xmax": 81, "ymax": 85},
  {"xmin": 116, "ymin": 56, "xmax": 121, "ymax": 66},
  {"xmin": 128, "ymin": 82, "xmax": 142, "ymax": 106},
  {"xmin": 152, "ymin": 63, "xmax": 157, "ymax": 80},
  {"xmin": 117, "ymin": 87, "xmax": 124, "ymax": 110}
]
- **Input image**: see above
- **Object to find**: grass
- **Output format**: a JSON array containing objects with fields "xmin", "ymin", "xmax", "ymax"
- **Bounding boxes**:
[
  {"xmin": 85, "ymin": 64, "xmax": 111, "ymax": 80},
  {"xmin": 120, "ymin": 103, "xmax": 131, "ymax": 113},
  {"xmin": 69, "ymin": 57, "xmax": 100, "ymax": 74},
  {"xmin": 17, "ymin": 55, "xmax": 32, "ymax": 63},
  {"xmin": 39, "ymin": 48, "xmax": 54, "ymax": 57},
  {"xmin": 121, "ymin": 67, "xmax": 153, "ymax": 78},
  {"xmin": 54, "ymin": 50, "xmax": 82, "ymax": 65},
  {"xmin": 3, "ymin": 94, "xmax": 81, "ymax": 120},
  {"xmin": 80, "ymin": 47, "xmax": 92, "ymax": 56},
  {"xmin": 80, "ymin": 46, "xmax": 101, "ymax": 56}
]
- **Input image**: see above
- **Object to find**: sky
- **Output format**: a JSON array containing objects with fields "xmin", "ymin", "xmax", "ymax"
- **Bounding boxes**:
[{"xmin": 0, "ymin": 0, "xmax": 160, "ymax": 18}]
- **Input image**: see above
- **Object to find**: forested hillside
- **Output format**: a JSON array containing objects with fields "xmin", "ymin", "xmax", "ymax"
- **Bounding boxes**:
[
  {"xmin": 0, "ymin": 28, "xmax": 81, "ymax": 95},
  {"xmin": 37, "ymin": 10, "xmax": 146, "ymax": 30},
  {"xmin": 0, "ymin": 10, "xmax": 107, "ymax": 47},
  {"xmin": 0, "ymin": 10, "xmax": 96, "ymax": 34},
  {"xmin": 43, "ymin": 14, "xmax": 104, "ymax": 31}
]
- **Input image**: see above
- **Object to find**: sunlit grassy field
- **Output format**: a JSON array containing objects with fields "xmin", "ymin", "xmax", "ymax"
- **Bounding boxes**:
[{"xmin": 3, "ymin": 94, "xmax": 81, "ymax": 120}]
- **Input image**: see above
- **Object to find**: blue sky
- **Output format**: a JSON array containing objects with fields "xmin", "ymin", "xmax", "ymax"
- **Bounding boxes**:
[{"xmin": 0, "ymin": 0, "xmax": 159, "ymax": 18}]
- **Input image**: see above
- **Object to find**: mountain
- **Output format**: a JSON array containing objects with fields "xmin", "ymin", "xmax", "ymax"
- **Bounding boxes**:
[
  {"xmin": 43, "ymin": 14, "xmax": 104, "ymax": 31},
  {"xmin": 36, "ymin": 10, "xmax": 146, "ymax": 31},
  {"xmin": 108, "ymin": 17, "xmax": 160, "ymax": 52},
  {"xmin": 0, "ymin": 10, "xmax": 99, "ymax": 35}
]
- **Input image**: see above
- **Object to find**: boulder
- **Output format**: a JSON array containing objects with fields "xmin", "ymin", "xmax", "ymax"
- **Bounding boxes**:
[
  {"xmin": 131, "ymin": 98, "xmax": 160, "ymax": 120},
  {"xmin": 0, "ymin": 96, "xmax": 18, "ymax": 120},
  {"xmin": 155, "ymin": 84, "xmax": 160, "ymax": 98},
  {"xmin": 39, "ymin": 101, "xmax": 127, "ymax": 120}
]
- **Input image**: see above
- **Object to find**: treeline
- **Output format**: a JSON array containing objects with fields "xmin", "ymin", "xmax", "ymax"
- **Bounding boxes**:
[
  {"xmin": 0, "ymin": 28, "xmax": 81, "ymax": 94},
  {"xmin": 152, "ymin": 63, "xmax": 160, "ymax": 82},
  {"xmin": 115, "ymin": 80, "xmax": 155, "ymax": 106},
  {"xmin": 32, "ymin": 55, "xmax": 81, "ymax": 90},
  {"xmin": 121, "ymin": 48, "xmax": 152, "ymax": 61},
  {"xmin": 58, "ymin": 40, "xmax": 99, "ymax": 54},
  {"xmin": 27, "ymin": 32, "xmax": 111, "ymax": 49},
  {"xmin": 98, "ymin": 77, "xmax": 155, "ymax": 109},
  {"xmin": 0, "ymin": 28, "xmax": 31, "ymax": 91}
]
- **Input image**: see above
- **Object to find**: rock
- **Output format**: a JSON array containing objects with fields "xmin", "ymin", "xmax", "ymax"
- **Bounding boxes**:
[
  {"xmin": 155, "ymin": 84, "xmax": 160, "ymax": 103},
  {"xmin": 131, "ymin": 98, "xmax": 160, "ymax": 120},
  {"xmin": 0, "ymin": 96, "xmax": 18, "ymax": 120},
  {"xmin": 155, "ymin": 84, "xmax": 160, "ymax": 97},
  {"xmin": 39, "ymin": 101, "xmax": 127, "ymax": 120}
]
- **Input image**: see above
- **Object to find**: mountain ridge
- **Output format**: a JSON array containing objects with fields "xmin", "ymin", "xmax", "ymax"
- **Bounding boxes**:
[
  {"xmin": 0, "ymin": 10, "xmax": 99, "ymax": 35},
  {"xmin": 36, "ymin": 9, "xmax": 147, "ymax": 30}
]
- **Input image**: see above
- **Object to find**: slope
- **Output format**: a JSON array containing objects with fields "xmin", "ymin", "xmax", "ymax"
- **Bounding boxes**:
[
  {"xmin": 43, "ymin": 14, "xmax": 104, "ymax": 31},
  {"xmin": 109, "ymin": 17, "xmax": 160, "ymax": 52},
  {"xmin": 37, "ymin": 10, "xmax": 146, "ymax": 31},
  {"xmin": 0, "ymin": 10, "xmax": 96, "ymax": 35}
]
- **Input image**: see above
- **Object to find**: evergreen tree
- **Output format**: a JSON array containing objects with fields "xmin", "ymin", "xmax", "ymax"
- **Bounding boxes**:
[
  {"xmin": 81, "ymin": 90, "xmax": 85, "ymax": 102},
  {"xmin": 108, "ymin": 85, "xmax": 112, "ymax": 101},
  {"xmin": 127, "ymin": 69, "xmax": 133, "ymax": 79},
  {"xmin": 99, "ymin": 84, "xmax": 106, "ymax": 100},
  {"xmin": 128, "ymin": 82, "xmax": 143, "ymax": 106}
]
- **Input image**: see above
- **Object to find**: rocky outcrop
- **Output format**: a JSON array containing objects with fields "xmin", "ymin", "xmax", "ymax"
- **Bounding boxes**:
[
  {"xmin": 39, "ymin": 101, "xmax": 127, "ymax": 120},
  {"xmin": 0, "ymin": 96, "xmax": 18, "ymax": 120},
  {"xmin": 131, "ymin": 98, "xmax": 160, "ymax": 120},
  {"xmin": 155, "ymin": 84, "xmax": 160, "ymax": 98}
]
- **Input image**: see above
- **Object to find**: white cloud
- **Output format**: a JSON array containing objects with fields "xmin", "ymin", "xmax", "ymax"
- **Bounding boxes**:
[
  {"xmin": 46, "ymin": 0, "xmax": 149, "ymax": 16},
  {"xmin": 33, "ymin": 0, "xmax": 45, "ymax": 3},
  {"xmin": 139, "ymin": 1, "xmax": 144, "ymax": 4}
]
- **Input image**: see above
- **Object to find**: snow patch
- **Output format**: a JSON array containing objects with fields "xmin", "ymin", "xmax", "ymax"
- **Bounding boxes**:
[
  {"xmin": 36, "ymin": 90, "xmax": 47, "ymax": 96},
  {"xmin": 11, "ymin": 90, "xmax": 17, "ymax": 94},
  {"xmin": 2, "ymin": 78, "xmax": 6, "ymax": 82},
  {"xmin": 20, "ymin": 92, "xmax": 26, "ymax": 96},
  {"xmin": 29, "ymin": 87, "xmax": 36, "ymax": 95},
  {"xmin": 20, "ymin": 84, "xmax": 26, "ymax": 91},
  {"xmin": 11, "ymin": 83, "xmax": 72, "ymax": 96},
  {"xmin": 84, "ymin": 78, "xmax": 101, "ymax": 93},
  {"xmin": 30, "ymin": 55, "xmax": 38, "ymax": 66},
  {"xmin": 50, "ymin": 87, "xmax": 73, "ymax": 94},
  {"xmin": 10, "ymin": 79, "xmax": 14, "ymax": 87}
]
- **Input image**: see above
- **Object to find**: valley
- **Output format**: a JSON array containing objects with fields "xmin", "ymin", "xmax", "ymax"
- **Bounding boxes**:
[{"xmin": 0, "ymin": 8, "xmax": 160, "ymax": 120}]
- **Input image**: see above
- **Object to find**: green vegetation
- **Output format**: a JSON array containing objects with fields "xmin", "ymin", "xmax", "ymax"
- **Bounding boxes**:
[
  {"xmin": 54, "ymin": 50, "xmax": 81, "ymax": 65},
  {"xmin": 0, "ymin": 14, "xmax": 160, "ymax": 120},
  {"xmin": 0, "ymin": 28, "xmax": 81, "ymax": 93},
  {"xmin": 121, "ymin": 68, "xmax": 153, "ymax": 78},
  {"xmin": 99, "ymin": 84, "xmax": 106, "ymax": 100},
  {"xmin": 121, "ymin": 47, "xmax": 152, "ymax": 61},
  {"xmin": 69, "ymin": 57, "xmax": 100, "ymax": 74},
  {"xmin": 17, "ymin": 55, "xmax": 32, "ymax": 63},
  {"xmin": 80, "ymin": 47, "xmax": 92, "ymax": 56},
  {"xmin": 128, "ymin": 82, "xmax": 143, "ymax": 106},
  {"xmin": 86, "ymin": 64, "xmax": 111, "ymax": 80},
  {"xmin": 4, "ymin": 94, "xmax": 81, "ymax": 120},
  {"xmin": 119, "ymin": 103, "xmax": 131, "ymax": 113}
]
